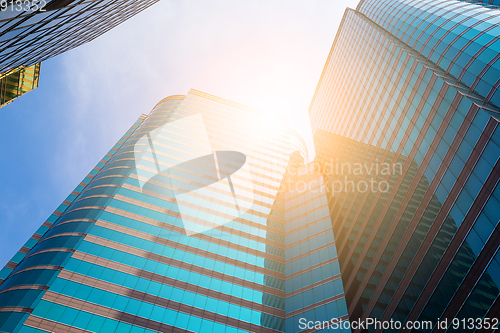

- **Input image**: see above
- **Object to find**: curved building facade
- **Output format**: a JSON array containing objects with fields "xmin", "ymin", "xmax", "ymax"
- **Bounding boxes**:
[
  {"xmin": 357, "ymin": 0, "xmax": 500, "ymax": 116},
  {"xmin": 0, "ymin": 89, "xmax": 351, "ymax": 333},
  {"xmin": 0, "ymin": 90, "xmax": 294, "ymax": 332}
]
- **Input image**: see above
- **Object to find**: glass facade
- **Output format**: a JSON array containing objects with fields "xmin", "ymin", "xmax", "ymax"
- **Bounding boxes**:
[
  {"xmin": 309, "ymin": 1, "xmax": 500, "ymax": 332},
  {"xmin": 456, "ymin": 0, "xmax": 500, "ymax": 9},
  {"xmin": 357, "ymin": 0, "xmax": 500, "ymax": 117},
  {"xmin": 283, "ymin": 157, "xmax": 350, "ymax": 333},
  {"xmin": 0, "ymin": 89, "xmax": 329, "ymax": 333},
  {"xmin": 0, "ymin": 62, "xmax": 40, "ymax": 107},
  {"xmin": 2, "ymin": 1, "xmax": 500, "ymax": 332},
  {"xmin": 0, "ymin": 0, "xmax": 158, "ymax": 73}
]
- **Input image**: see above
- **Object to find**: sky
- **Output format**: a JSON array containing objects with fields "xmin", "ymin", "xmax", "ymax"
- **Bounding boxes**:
[{"xmin": 0, "ymin": 0, "xmax": 360, "ymax": 267}]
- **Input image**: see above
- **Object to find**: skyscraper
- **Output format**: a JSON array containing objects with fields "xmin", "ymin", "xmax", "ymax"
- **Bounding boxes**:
[
  {"xmin": 458, "ymin": 0, "xmax": 500, "ymax": 7},
  {"xmin": 3, "ymin": 0, "xmax": 500, "ymax": 332},
  {"xmin": 0, "ymin": 90, "xmax": 352, "ymax": 333},
  {"xmin": 0, "ymin": 0, "xmax": 158, "ymax": 107},
  {"xmin": 282, "ymin": 154, "xmax": 350, "ymax": 332},
  {"xmin": 309, "ymin": 0, "xmax": 500, "ymax": 331},
  {"xmin": 0, "ymin": 0, "xmax": 158, "ymax": 73}
]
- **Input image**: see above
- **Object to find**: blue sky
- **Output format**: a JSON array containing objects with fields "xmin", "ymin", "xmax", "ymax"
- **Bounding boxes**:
[{"xmin": 0, "ymin": 0, "xmax": 359, "ymax": 267}]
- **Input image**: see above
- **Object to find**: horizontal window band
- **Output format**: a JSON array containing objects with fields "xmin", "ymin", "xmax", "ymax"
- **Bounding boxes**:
[
  {"xmin": 109, "ymin": 147, "xmax": 284, "ymax": 195},
  {"xmin": 0, "ymin": 285, "xmax": 49, "ymax": 295},
  {"xmin": 82, "ymin": 234, "xmax": 285, "ymax": 296},
  {"xmin": 285, "ymin": 293, "xmax": 347, "ymax": 319},
  {"xmin": 285, "ymin": 230, "xmax": 334, "ymax": 251},
  {"xmin": 285, "ymin": 241, "xmax": 336, "ymax": 264},
  {"xmin": 42, "ymin": 290, "xmax": 282, "ymax": 333},
  {"xmin": 131, "ymin": 123, "xmax": 289, "ymax": 160},
  {"xmin": 140, "ymin": 151, "xmax": 284, "ymax": 189},
  {"xmin": 112, "ymin": 193, "xmax": 285, "ymax": 240},
  {"xmin": 75, "ymin": 176, "xmax": 285, "ymax": 231},
  {"xmin": 284, "ymin": 182, "xmax": 324, "ymax": 202},
  {"xmin": 71, "ymin": 194, "xmax": 113, "ymax": 205},
  {"xmin": 36, "ymin": 233, "xmax": 87, "ymax": 244},
  {"xmin": 77, "ymin": 176, "xmax": 281, "ymax": 221},
  {"xmin": 54, "ymin": 204, "xmax": 285, "ymax": 264},
  {"xmin": 7, "ymin": 265, "xmax": 63, "ymax": 279},
  {"xmin": 83, "ymin": 230, "xmax": 285, "ymax": 283},
  {"xmin": 57, "ymin": 269, "xmax": 284, "ymax": 318},
  {"xmin": 285, "ymin": 274, "xmax": 342, "ymax": 297},
  {"xmin": 25, "ymin": 310, "xmax": 183, "ymax": 333},
  {"xmin": 24, "ymin": 248, "xmax": 74, "ymax": 261},
  {"xmin": 91, "ymin": 157, "xmax": 282, "ymax": 203},
  {"xmin": 59, "ymin": 206, "xmax": 106, "ymax": 219},
  {"xmin": 19, "ymin": 247, "xmax": 32, "ymax": 254},
  {"xmin": 78, "ymin": 184, "xmax": 120, "ymax": 197},
  {"xmin": 97, "ymin": 208, "xmax": 285, "ymax": 265},
  {"xmin": 285, "ymin": 257, "xmax": 339, "ymax": 280},
  {"xmin": 284, "ymin": 204, "xmax": 330, "ymax": 235},
  {"xmin": 0, "ymin": 307, "xmax": 33, "ymax": 313},
  {"xmin": 129, "ymin": 169, "xmax": 282, "ymax": 225},
  {"xmin": 3, "ymin": 262, "xmax": 17, "ymax": 270}
]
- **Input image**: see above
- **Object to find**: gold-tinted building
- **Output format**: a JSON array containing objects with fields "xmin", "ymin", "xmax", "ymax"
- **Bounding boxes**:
[
  {"xmin": 0, "ymin": 63, "xmax": 40, "ymax": 108},
  {"xmin": 0, "ymin": 0, "xmax": 159, "ymax": 108}
]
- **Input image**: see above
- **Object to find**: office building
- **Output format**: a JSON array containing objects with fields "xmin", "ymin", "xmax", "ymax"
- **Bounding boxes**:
[
  {"xmin": 0, "ymin": 89, "xmax": 351, "ymax": 333},
  {"xmin": 282, "ymin": 154, "xmax": 350, "ymax": 332},
  {"xmin": 459, "ymin": 0, "xmax": 500, "ymax": 7},
  {"xmin": 0, "ymin": 63, "xmax": 40, "ymax": 108},
  {"xmin": 0, "ymin": 0, "xmax": 158, "ymax": 107},
  {"xmin": 309, "ymin": 0, "xmax": 500, "ymax": 331},
  {"xmin": 0, "ymin": 0, "xmax": 158, "ymax": 73},
  {"xmin": 3, "ymin": 0, "xmax": 500, "ymax": 332}
]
